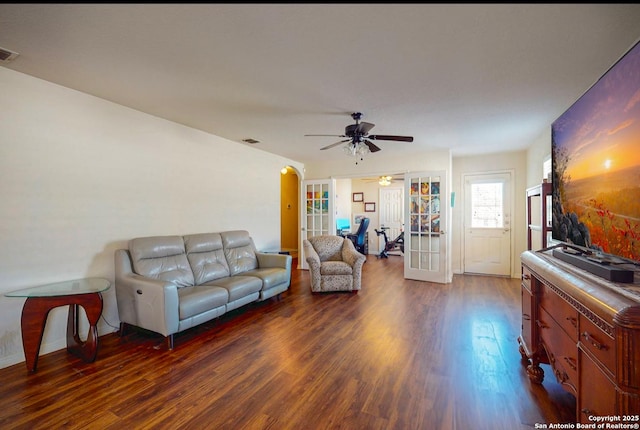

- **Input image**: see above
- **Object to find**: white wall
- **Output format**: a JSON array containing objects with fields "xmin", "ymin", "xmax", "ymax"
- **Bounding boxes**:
[
  {"xmin": 526, "ymin": 128, "xmax": 553, "ymax": 187},
  {"xmin": 0, "ymin": 68, "xmax": 302, "ymax": 369},
  {"xmin": 304, "ymin": 150, "xmax": 452, "ymax": 180}
]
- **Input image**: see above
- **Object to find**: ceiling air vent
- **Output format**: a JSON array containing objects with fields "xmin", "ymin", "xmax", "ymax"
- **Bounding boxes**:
[
  {"xmin": 242, "ymin": 138, "xmax": 260, "ymax": 144},
  {"xmin": 0, "ymin": 47, "xmax": 19, "ymax": 63}
]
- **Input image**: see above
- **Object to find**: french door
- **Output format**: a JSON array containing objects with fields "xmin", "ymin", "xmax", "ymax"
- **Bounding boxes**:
[
  {"xmin": 299, "ymin": 179, "xmax": 335, "ymax": 270},
  {"xmin": 404, "ymin": 171, "xmax": 448, "ymax": 283}
]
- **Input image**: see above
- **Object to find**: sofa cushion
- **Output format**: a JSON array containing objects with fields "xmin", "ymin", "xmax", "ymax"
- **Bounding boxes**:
[
  {"xmin": 205, "ymin": 275, "xmax": 262, "ymax": 302},
  {"xmin": 129, "ymin": 236, "xmax": 194, "ymax": 288},
  {"xmin": 177, "ymin": 285, "xmax": 228, "ymax": 319},
  {"xmin": 321, "ymin": 261, "xmax": 353, "ymax": 276},
  {"xmin": 184, "ymin": 233, "xmax": 231, "ymax": 284},
  {"xmin": 243, "ymin": 268, "xmax": 289, "ymax": 291},
  {"xmin": 221, "ymin": 230, "xmax": 258, "ymax": 275}
]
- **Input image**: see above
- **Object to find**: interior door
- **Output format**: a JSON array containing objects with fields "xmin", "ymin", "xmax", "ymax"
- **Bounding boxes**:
[
  {"xmin": 378, "ymin": 187, "xmax": 404, "ymax": 255},
  {"xmin": 404, "ymin": 171, "xmax": 448, "ymax": 283},
  {"xmin": 300, "ymin": 179, "xmax": 335, "ymax": 270},
  {"xmin": 463, "ymin": 172, "xmax": 512, "ymax": 276}
]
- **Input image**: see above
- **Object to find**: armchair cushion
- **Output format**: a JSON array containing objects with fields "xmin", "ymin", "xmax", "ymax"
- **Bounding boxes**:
[
  {"xmin": 308, "ymin": 235, "xmax": 345, "ymax": 261},
  {"xmin": 321, "ymin": 261, "xmax": 354, "ymax": 276}
]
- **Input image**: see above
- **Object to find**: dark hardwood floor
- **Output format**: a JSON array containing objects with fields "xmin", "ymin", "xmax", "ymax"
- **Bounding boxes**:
[{"xmin": 0, "ymin": 255, "xmax": 575, "ymax": 429}]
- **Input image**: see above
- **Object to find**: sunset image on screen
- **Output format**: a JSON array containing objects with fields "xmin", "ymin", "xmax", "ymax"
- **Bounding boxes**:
[{"xmin": 552, "ymin": 41, "xmax": 640, "ymax": 261}]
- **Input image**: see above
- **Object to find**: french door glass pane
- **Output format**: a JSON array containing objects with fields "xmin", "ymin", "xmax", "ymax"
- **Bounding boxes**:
[
  {"xmin": 305, "ymin": 183, "xmax": 330, "ymax": 238},
  {"xmin": 409, "ymin": 176, "xmax": 441, "ymax": 271}
]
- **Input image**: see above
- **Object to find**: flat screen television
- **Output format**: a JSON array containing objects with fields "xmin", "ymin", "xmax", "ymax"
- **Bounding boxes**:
[{"xmin": 551, "ymin": 39, "xmax": 640, "ymax": 269}]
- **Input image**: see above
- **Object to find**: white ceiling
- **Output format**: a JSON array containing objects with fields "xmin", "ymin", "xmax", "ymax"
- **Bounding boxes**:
[{"xmin": 1, "ymin": 4, "xmax": 640, "ymax": 165}]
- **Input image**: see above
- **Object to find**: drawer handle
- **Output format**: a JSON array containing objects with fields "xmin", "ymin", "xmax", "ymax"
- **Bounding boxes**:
[
  {"xmin": 563, "ymin": 356, "xmax": 577, "ymax": 371},
  {"xmin": 536, "ymin": 320, "xmax": 548, "ymax": 329},
  {"xmin": 523, "ymin": 313, "xmax": 531, "ymax": 321},
  {"xmin": 522, "ymin": 274, "xmax": 531, "ymax": 280},
  {"xmin": 553, "ymin": 368, "xmax": 568, "ymax": 383},
  {"xmin": 565, "ymin": 316, "xmax": 578, "ymax": 328},
  {"xmin": 582, "ymin": 331, "xmax": 607, "ymax": 351}
]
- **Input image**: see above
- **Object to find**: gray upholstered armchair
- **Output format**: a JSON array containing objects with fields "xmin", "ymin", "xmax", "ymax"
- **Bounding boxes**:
[{"xmin": 303, "ymin": 235, "xmax": 367, "ymax": 293}]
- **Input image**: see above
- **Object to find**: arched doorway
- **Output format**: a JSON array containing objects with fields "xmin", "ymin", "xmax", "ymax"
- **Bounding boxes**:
[{"xmin": 280, "ymin": 166, "xmax": 299, "ymax": 260}]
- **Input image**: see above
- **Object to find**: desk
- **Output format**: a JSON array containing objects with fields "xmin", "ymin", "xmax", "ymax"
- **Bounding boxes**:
[{"xmin": 5, "ymin": 278, "xmax": 111, "ymax": 373}]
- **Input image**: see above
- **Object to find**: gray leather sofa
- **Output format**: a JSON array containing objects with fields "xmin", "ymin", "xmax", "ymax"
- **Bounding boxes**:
[{"xmin": 114, "ymin": 230, "xmax": 292, "ymax": 349}]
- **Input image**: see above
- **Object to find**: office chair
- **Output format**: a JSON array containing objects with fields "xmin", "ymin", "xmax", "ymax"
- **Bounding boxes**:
[{"xmin": 345, "ymin": 217, "xmax": 369, "ymax": 254}]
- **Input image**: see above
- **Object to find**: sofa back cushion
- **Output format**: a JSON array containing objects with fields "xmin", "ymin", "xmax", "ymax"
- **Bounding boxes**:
[
  {"xmin": 221, "ymin": 230, "xmax": 258, "ymax": 276},
  {"xmin": 184, "ymin": 233, "xmax": 231, "ymax": 284},
  {"xmin": 129, "ymin": 236, "xmax": 194, "ymax": 288}
]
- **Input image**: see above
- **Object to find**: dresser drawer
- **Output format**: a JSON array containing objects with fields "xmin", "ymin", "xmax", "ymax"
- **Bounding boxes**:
[
  {"xmin": 579, "ymin": 314, "xmax": 615, "ymax": 374},
  {"xmin": 540, "ymin": 283, "xmax": 578, "ymax": 342},
  {"xmin": 538, "ymin": 307, "xmax": 578, "ymax": 393},
  {"xmin": 578, "ymin": 348, "xmax": 617, "ymax": 422}
]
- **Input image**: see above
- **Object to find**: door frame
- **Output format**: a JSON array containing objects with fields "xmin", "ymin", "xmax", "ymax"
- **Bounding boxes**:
[{"xmin": 461, "ymin": 169, "xmax": 515, "ymax": 277}]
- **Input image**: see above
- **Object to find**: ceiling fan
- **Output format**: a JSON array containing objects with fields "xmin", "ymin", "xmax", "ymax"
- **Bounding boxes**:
[
  {"xmin": 305, "ymin": 112, "xmax": 413, "ymax": 158},
  {"xmin": 365, "ymin": 174, "xmax": 404, "ymax": 186}
]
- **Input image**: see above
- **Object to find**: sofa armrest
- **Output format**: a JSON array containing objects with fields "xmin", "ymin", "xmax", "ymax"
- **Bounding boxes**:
[
  {"xmin": 255, "ymin": 252, "xmax": 292, "ymax": 270},
  {"xmin": 114, "ymin": 249, "xmax": 180, "ymax": 337}
]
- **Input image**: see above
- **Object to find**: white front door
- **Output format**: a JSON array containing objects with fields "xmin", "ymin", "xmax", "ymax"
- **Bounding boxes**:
[
  {"xmin": 404, "ymin": 171, "xmax": 448, "ymax": 283},
  {"xmin": 463, "ymin": 172, "xmax": 512, "ymax": 276},
  {"xmin": 378, "ymin": 187, "xmax": 404, "ymax": 255},
  {"xmin": 300, "ymin": 179, "xmax": 335, "ymax": 270}
]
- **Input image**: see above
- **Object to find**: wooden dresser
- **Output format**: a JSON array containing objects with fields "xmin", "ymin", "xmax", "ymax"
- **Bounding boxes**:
[{"xmin": 519, "ymin": 250, "xmax": 640, "ymax": 422}]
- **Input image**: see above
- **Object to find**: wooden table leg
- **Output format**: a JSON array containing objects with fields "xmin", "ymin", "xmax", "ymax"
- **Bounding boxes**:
[
  {"xmin": 21, "ymin": 293, "xmax": 103, "ymax": 373},
  {"xmin": 66, "ymin": 293, "xmax": 103, "ymax": 362},
  {"xmin": 21, "ymin": 297, "xmax": 52, "ymax": 373}
]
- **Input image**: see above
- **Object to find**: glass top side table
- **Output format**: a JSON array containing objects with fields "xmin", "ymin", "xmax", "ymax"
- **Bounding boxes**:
[{"xmin": 5, "ymin": 277, "xmax": 111, "ymax": 373}]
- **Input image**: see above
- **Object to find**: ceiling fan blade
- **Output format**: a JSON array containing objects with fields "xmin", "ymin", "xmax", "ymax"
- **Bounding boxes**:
[
  {"xmin": 320, "ymin": 139, "xmax": 350, "ymax": 150},
  {"xmin": 368, "ymin": 135, "xmax": 414, "ymax": 142},
  {"xmin": 305, "ymin": 134, "xmax": 346, "ymax": 137},
  {"xmin": 355, "ymin": 121, "xmax": 375, "ymax": 135},
  {"xmin": 363, "ymin": 140, "xmax": 381, "ymax": 153}
]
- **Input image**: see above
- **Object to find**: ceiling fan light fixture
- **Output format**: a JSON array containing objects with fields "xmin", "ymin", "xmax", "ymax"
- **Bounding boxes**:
[
  {"xmin": 379, "ymin": 176, "xmax": 392, "ymax": 186},
  {"xmin": 344, "ymin": 140, "xmax": 370, "ymax": 163}
]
